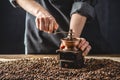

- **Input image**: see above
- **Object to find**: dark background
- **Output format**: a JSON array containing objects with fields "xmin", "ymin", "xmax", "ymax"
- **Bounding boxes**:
[
  {"xmin": 0, "ymin": 0, "xmax": 25, "ymax": 54},
  {"xmin": 0, "ymin": 0, "xmax": 120, "ymax": 54}
]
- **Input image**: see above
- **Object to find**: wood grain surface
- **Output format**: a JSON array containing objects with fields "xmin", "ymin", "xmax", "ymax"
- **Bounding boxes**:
[{"xmin": 0, "ymin": 54, "xmax": 120, "ymax": 62}]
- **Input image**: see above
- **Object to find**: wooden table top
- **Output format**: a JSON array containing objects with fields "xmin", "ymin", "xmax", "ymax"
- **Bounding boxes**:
[{"xmin": 0, "ymin": 54, "xmax": 120, "ymax": 62}]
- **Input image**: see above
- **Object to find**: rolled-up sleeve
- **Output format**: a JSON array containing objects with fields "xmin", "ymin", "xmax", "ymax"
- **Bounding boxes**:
[
  {"xmin": 9, "ymin": 0, "xmax": 19, "ymax": 8},
  {"xmin": 71, "ymin": 1, "xmax": 95, "ymax": 20}
]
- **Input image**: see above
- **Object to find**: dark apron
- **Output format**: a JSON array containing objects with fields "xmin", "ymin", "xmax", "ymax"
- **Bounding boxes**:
[
  {"xmin": 25, "ymin": 0, "xmax": 113, "ymax": 54},
  {"xmin": 25, "ymin": 0, "xmax": 73, "ymax": 54}
]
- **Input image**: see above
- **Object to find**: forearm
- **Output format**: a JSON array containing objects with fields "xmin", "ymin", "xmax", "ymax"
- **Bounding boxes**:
[
  {"xmin": 16, "ymin": 0, "xmax": 49, "ymax": 17},
  {"xmin": 70, "ymin": 13, "xmax": 87, "ymax": 37}
]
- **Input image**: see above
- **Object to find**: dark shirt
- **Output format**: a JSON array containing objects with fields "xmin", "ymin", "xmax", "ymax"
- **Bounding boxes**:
[
  {"xmin": 9, "ymin": 0, "xmax": 95, "ymax": 54},
  {"xmin": 10, "ymin": 0, "xmax": 114, "ymax": 54}
]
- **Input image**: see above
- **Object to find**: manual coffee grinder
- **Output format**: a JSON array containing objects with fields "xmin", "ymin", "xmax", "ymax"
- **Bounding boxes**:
[{"xmin": 56, "ymin": 29, "xmax": 85, "ymax": 69}]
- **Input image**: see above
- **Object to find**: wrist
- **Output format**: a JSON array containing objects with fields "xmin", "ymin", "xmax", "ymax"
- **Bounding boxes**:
[
  {"xmin": 67, "ymin": 30, "xmax": 80, "ymax": 38},
  {"xmin": 70, "ymin": 14, "xmax": 87, "ymax": 38},
  {"xmin": 35, "ymin": 9, "xmax": 52, "ymax": 18}
]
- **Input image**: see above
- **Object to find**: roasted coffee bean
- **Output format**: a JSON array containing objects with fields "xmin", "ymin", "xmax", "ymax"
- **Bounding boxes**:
[{"xmin": 0, "ymin": 58, "xmax": 120, "ymax": 79}]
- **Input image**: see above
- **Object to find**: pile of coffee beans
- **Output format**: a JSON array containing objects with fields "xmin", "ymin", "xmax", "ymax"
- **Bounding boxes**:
[{"xmin": 0, "ymin": 58, "xmax": 120, "ymax": 80}]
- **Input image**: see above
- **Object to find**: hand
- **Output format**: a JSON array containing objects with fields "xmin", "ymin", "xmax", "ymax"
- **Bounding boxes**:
[
  {"xmin": 60, "ymin": 38, "xmax": 91, "ymax": 56},
  {"xmin": 35, "ymin": 12, "xmax": 58, "ymax": 33},
  {"xmin": 76, "ymin": 38, "xmax": 91, "ymax": 56}
]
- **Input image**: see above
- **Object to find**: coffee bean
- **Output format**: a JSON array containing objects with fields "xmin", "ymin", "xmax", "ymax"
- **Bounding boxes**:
[{"xmin": 0, "ymin": 58, "xmax": 120, "ymax": 79}]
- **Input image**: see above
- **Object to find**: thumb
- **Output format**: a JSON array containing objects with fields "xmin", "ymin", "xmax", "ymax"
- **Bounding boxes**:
[{"xmin": 60, "ymin": 43, "xmax": 65, "ymax": 49}]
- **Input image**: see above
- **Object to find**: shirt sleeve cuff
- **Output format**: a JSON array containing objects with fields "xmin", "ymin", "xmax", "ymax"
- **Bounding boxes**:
[
  {"xmin": 71, "ymin": 1, "xmax": 95, "ymax": 20},
  {"xmin": 9, "ymin": 0, "xmax": 19, "ymax": 8}
]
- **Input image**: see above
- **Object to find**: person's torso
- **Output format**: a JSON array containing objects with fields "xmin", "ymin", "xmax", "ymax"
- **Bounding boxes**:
[{"xmin": 25, "ymin": 0, "xmax": 74, "ymax": 53}]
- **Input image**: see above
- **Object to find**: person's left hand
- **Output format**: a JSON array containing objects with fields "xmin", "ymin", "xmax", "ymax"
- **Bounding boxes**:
[{"xmin": 60, "ymin": 38, "xmax": 91, "ymax": 56}]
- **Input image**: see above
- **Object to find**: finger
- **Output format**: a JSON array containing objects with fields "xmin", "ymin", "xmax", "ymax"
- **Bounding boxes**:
[
  {"xmin": 48, "ymin": 20, "xmax": 54, "ymax": 33},
  {"xmin": 40, "ymin": 18, "xmax": 45, "ymax": 31},
  {"xmin": 44, "ymin": 17, "xmax": 47, "ymax": 31},
  {"xmin": 51, "ymin": 20, "xmax": 54, "ymax": 32},
  {"xmin": 60, "ymin": 43, "xmax": 65, "ymax": 50},
  {"xmin": 53, "ymin": 21, "xmax": 59, "ymax": 31},
  {"xmin": 60, "ymin": 45, "xmax": 65, "ymax": 50},
  {"xmin": 81, "ymin": 41, "xmax": 89, "ymax": 51},
  {"xmin": 82, "ymin": 45, "xmax": 91, "ymax": 56},
  {"xmin": 44, "ymin": 17, "xmax": 49, "ymax": 32},
  {"xmin": 75, "ymin": 38, "xmax": 81, "ymax": 47},
  {"xmin": 78, "ymin": 38, "xmax": 86, "ymax": 48}
]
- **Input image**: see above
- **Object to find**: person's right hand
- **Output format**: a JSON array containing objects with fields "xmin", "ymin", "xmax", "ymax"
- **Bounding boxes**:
[{"xmin": 35, "ymin": 12, "xmax": 58, "ymax": 33}]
